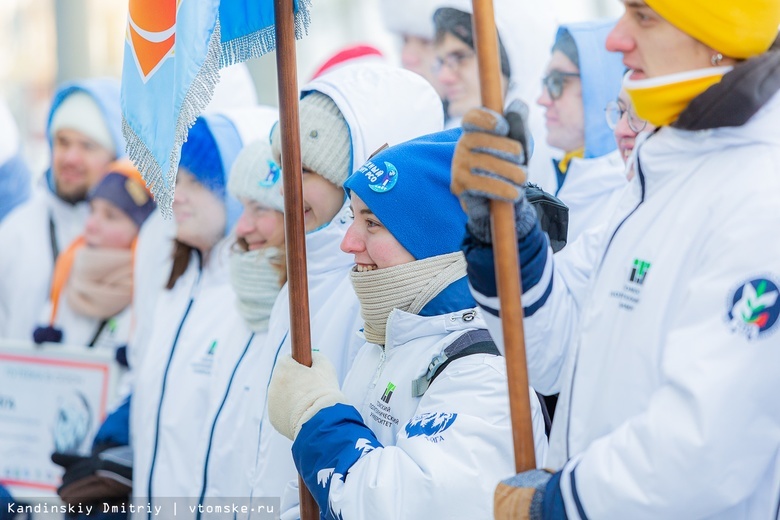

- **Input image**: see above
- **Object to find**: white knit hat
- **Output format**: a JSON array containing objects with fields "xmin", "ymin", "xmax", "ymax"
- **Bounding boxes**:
[
  {"xmin": 49, "ymin": 91, "xmax": 116, "ymax": 155},
  {"xmin": 229, "ymin": 139, "xmax": 285, "ymax": 212},
  {"xmin": 271, "ymin": 92, "xmax": 352, "ymax": 187}
]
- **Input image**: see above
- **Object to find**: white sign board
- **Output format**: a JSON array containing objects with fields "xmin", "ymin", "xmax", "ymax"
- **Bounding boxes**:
[{"xmin": 0, "ymin": 341, "xmax": 119, "ymax": 498}]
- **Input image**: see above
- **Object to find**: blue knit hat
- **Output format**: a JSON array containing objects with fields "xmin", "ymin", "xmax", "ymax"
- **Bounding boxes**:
[
  {"xmin": 179, "ymin": 115, "xmax": 243, "ymax": 233},
  {"xmin": 88, "ymin": 160, "xmax": 155, "ymax": 228},
  {"xmin": 344, "ymin": 128, "xmax": 466, "ymax": 260}
]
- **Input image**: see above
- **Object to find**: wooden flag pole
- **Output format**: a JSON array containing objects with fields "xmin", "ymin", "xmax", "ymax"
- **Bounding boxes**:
[
  {"xmin": 471, "ymin": 0, "xmax": 537, "ymax": 472},
  {"xmin": 273, "ymin": 0, "xmax": 319, "ymax": 517}
]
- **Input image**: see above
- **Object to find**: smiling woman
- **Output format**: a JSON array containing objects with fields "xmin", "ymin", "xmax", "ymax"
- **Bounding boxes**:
[
  {"xmin": 267, "ymin": 128, "xmax": 549, "ymax": 519},
  {"xmin": 228, "ymin": 138, "xmax": 288, "ymax": 326},
  {"xmin": 33, "ymin": 159, "xmax": 155, "ymax": 350}
]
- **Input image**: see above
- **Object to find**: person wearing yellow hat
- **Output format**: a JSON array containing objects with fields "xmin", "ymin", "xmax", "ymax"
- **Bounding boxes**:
[{"xmin": 448, "ymin": 0, "xmax": 780, "ymax": 518}]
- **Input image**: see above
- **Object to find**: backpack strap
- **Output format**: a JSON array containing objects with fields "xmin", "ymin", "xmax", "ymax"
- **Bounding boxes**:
[{"xmin": 411, "ymin": 329, "xmax": 499, "ymax": 398}]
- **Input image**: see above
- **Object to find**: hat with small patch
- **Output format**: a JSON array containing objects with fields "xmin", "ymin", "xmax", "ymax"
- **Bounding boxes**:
[
  {"xmin": 271, "ymin": 92, "xmax": 352, "ymax": 187},
  {"xmin": 88, "ymin": 159, "xmax": 155, "ymax": 228},
  {"xmin": 229, "ymin": 139, "xmax": 285, "ymax": 213},
  {"xmin": 344, "ymin": 128, "xmax": 466, "ymax": 260}
]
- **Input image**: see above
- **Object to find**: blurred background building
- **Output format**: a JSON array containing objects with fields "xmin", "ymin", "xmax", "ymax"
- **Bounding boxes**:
[{"xmin": 0, "ymin": 0, "xmax": 621, "ymax": 179}]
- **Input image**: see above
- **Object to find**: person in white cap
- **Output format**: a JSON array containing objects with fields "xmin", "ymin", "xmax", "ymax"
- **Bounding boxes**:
[{"xmin": 0, "ymin": 78, "xmax": 123, "ymax": 341}]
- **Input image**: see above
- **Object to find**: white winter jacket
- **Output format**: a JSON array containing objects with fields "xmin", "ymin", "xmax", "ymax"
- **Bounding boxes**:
[
  {"xmin": 555, "ymin": 150, "xmax": 626, "ymax": 243},
  {"xmin": 0, "ymin": 189, "xmax": 88, "ymax": 340},
  {"xmin": 245, "ymin": 204, "xmax": 366, "ymax": 506},
  {"xmin": 470, "ymin": 89, "xmax": 780, "ymax": 518},
  {"xmin": 288, "ymin": 309, "xmax": 548, "ymax": 519},
  {"xmin": 37, "ymin": 296, "xmax": 133, "ymax": 351},
  {"xmin": 130, "ymin": 241, "xmax": 254, "ymax": 517},
  {"xmin": 245, "ymin": 62, "xmax": 446, "ymax": 508}
]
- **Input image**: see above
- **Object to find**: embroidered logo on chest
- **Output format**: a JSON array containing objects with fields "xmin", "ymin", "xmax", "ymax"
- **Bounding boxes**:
[
  {"xmin": 190, "ymin": 339, "xmax": 217, "ymax": 375},
  {"xmin": 368, "ymin": 381, "xmax": 400, "ymax": 428},
  {"xmin": 610, "ymin": 257, "xmax": 652, "ymax": 311}
]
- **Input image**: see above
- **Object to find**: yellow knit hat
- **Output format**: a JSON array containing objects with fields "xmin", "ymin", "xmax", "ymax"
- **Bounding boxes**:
[{"xmin": 645, "ymin": 0, "xmax": 780, "ymax": 59}]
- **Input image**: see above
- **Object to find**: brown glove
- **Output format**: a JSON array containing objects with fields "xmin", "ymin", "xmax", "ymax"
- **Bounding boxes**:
[
  {"xmin": 451, "ymin": 107, "xmax": 528, "ymax": 204},
  {"xmin": 451, "ymin": 104, "xmax": 536, "ymax": 243}
]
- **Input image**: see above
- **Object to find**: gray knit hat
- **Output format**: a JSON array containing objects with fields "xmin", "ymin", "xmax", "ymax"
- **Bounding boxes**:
[
  {"xmin": 271, "ymin": 91, "xmax": 352, "ymax": 187},
  {"xmin": 229, "ymin": 139, "xmax": 285, "ymax": 212}
]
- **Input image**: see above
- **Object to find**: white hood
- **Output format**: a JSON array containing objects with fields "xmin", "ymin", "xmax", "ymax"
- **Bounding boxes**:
[
  {"xmin": 302, "ymin": 61, "xmax": 445, "ymax": 176},
  {"xmin": 378, "ymin": 0, "xmax": 441, "ymax": 40}
]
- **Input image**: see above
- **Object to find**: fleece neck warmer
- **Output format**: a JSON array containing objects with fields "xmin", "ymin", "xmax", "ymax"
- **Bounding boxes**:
[{"xmin": 350, "ymin": 252, "xmax": 467, "ymax": 345}]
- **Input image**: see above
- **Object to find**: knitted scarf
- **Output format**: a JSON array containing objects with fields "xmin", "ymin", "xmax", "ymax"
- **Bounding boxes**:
[
  {"xmin": 67, "ymin": 246, "xmax": 134, "ymax": 319},
  {"xmin": 350, "ymin": 252, "xmax": 467, "ymax": 345},
  {"xmin": 229, "ymin": 247, "xmax": 283, "ymax": 332}
]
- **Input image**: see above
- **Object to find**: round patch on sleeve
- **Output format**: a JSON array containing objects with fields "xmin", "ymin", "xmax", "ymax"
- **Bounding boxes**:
[{"xmin": 726, "ymin": 277, "xmax": 780, "ymax": 340}]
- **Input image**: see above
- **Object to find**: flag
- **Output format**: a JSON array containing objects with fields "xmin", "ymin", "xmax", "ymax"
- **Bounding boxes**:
[{"xmin": 121, "ymin": 0, "xmax": 311, "ymax": 215}]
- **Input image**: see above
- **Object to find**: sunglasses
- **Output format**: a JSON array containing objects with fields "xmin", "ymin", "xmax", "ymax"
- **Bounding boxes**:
[
  {"xmin": 541, "ymin": 70, "xmax": 580, "ymax": 100},
  {"xmin": 605, "ymin": 100, "xmax": 647, "ymax": 133}
]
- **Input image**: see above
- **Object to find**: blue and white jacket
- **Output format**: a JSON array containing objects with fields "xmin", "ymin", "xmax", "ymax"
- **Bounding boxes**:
[
  {"xmin": 246, "ymin": 62, "xmax": 446, "ymax": 513},
  {"xmin": 0, "ymin": 78, "xmax": 122, "ymax": 341},
  {"xmin": 289, "ymin": 309, "xmax": 548, "ymax": 519}
]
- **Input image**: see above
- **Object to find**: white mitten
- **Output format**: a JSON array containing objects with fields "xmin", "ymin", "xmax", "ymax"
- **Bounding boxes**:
[{"xmin": 268, "ymin": 352, "xmax": 347, "ymax": 440}]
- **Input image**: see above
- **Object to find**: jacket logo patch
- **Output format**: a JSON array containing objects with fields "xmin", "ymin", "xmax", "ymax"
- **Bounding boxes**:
[
  {"xmin": 190, "ymin": 340, "xmax": 217, "ymax": 375},
  {"xmin": 629, "ymin": 258, "xmax": 651, "ymax": 285},
  {"xmin": 404, "ymin": 412, "xmax": 457, "ymax": 443},
  {"xmin": 380, "ymin": 382, "xmax": 395, "ymax": 404},
  {"xmin": 727, "ymin": 277, "xmax": 780, "ymax": 340},
  {"xmin": 610, "ymin": 257, "xmax": 653, "ymax": 311}
]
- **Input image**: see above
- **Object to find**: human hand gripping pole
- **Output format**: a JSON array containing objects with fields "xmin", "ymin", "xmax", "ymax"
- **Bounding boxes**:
[
  {"xmin": 450, "ymin": 0, "xmax": 538, "ymax": 480},
  {"xmin": 451, "ymin": 104, "xmax": 539, "ymax": 244},
  {"xmin": 268, "ymin": 352, "xmax": 347, "ymax": 441}
]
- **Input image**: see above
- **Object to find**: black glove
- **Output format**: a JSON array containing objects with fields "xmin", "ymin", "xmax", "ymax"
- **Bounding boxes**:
[{"xmin": 52, "ymin": 446, "xmax": 132, "ymax": 505}]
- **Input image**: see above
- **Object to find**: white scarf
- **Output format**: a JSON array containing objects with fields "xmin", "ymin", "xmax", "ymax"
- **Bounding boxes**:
[
  {"xmin": 350, "ymin": 252, "xmax": 467, "ymax": 345},
  {"xmin": 229, "ymin": 248, "xmax": 283, "ymax": 332}
]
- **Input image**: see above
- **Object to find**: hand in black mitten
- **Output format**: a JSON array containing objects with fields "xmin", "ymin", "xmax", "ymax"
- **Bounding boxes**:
[{"xmin": 52, "ymin": 446, "xmax": 132, "ymax": 505}]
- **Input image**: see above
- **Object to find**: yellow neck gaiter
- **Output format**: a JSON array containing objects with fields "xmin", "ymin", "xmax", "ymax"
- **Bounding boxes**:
[
  {"xmin": 558, "ymin": 147, "xmax": 584, "ymax": 174},
  {"xmin": 624, "ymin": 67, "xmax": 732, "ymax": 127}
]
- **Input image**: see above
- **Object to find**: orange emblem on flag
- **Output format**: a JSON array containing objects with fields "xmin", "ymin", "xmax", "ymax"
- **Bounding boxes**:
[{"xmin": 128, "ymin": 0, "xmax": 179, "ymax": 79}]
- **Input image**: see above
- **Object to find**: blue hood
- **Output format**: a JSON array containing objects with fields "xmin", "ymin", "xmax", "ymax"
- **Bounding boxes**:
[
  {"xmin": 190, "ymin": 113, "xmax": 244, "ymax": 235},
  {"xmin": 0, "ymin": 154, "xmax": 31, "ymax": 221},
  {"xmin": 557, "ymin": 21, "xmax": 625, "ymax": 159},
  {"xmin": 45, "ymin": 77, "xmax": 124, "ymax": 192}
]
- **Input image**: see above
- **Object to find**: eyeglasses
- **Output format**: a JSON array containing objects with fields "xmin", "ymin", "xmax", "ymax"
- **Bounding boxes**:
[
  {"xmin": 541, "ymin": 70, "xmax": 580, "ymax": 100},
  {"xmin": 432, "ymin": 50, "xmax": 475, "ymax": 75},
  {"xmin": 605, "ymin": 100, "xmax": 647, "ymax": 133}
]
